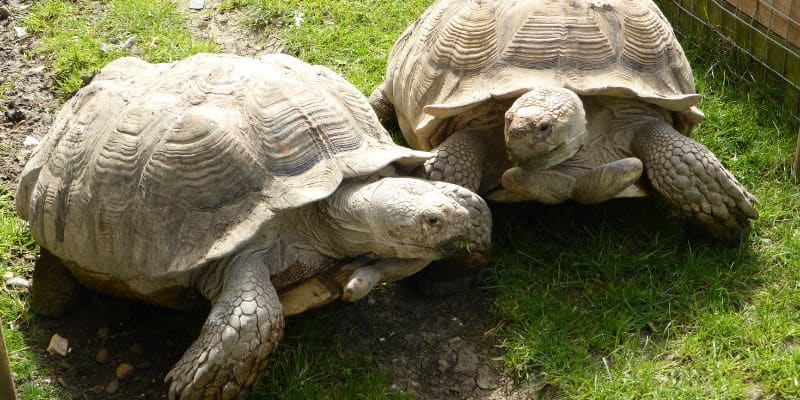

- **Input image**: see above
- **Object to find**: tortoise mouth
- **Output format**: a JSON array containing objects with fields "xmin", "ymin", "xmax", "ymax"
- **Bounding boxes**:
[
  {"xmin": 515, "ymin": 130, "xmax": 587, "ymax": 170},
  {"xmin": 438, "ymin": 237, "xmax": 490, "ymax": 265}
]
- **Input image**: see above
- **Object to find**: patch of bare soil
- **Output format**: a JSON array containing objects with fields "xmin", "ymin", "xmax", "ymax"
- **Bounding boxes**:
[
  {"xmin": 0, "ymin": 0, "xmax": 59, "ymax": 191},
  {"xmin": 2, "ymin": 1, "xmax": 533, "ymax": 398}
]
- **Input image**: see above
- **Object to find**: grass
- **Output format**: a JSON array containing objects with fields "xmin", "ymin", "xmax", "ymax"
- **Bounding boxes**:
[
  {"xmin": 23, "ymin": 0, "xmax": 218, "ymax": 97},
  {"xmin": 0, "ymin": 82, "xmax": 14, "ymax": 101},
  {"xmin": 254, "ymin": 310, "xmax": 408, "ymax": 400},
  {"xmin": 3, "ymin": 0, "xmax": 800, "ymax": 399},
  {"xmin": 485, "ymin": 35, "xmax": 800, "ymax": 399},
  {"xmin": 240, "ymin": 0, "xmax": 431, "ymax": 93},
  {"xmin": 0, "ymin": 187, "xmax": 63, "ymax": 399}
]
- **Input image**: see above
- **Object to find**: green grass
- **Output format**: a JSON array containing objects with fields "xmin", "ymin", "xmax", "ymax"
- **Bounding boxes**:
[
  {"xmin": 253, "ymin": 310, "xmax": 409, "ymax": 400},
  {"xmin": 241, "ymin": 0, "xmax": 431, "ymax": 93},
  {"xmin": 23, "ymin": 0, "xmax": 218, "ymax": 97},
  {"xmin": 4, "ymin": 0, "xmax": 800, "ymax": 399},
  {"xmin": 485, "ymin": 36, "xmax": 800, "ymax": 399},
  {"xmin": 0, "ymin": 187, "xmax": 63, "ymax": 399},
  {"xmin": 0, "ymin": 82, "xmax": 14, "ymax": 101}
]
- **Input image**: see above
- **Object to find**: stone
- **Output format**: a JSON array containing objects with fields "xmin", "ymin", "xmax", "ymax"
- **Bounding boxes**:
[
  {"xmin": 105, "ymin": 379, "xmax": 119, "ymax": 394},
  {"xmin": 5, "ymin": 276, "xmax": 30, "ymax": 289},
  {"xmin": 95, "ymin": 348, "xmax": 109, "ymax": 363},
  {"xmin": 0, "ymin": 6, "xmax": 11, "ymax": 20},
  {"xmin": 14, "ymin": 26, "xmax": 27, "ymax": 39},
  {"xmin": 115, "ymin": 363, "xmax": 134, "ymax": 380},
  {"xmin": 46, "ymin": 334, "xmax": 69, "ymax": 357},
  {"xmin": 476, "ymin": 365, "xmax": 498, "ymax": 390},
  {"xmin": 188, "ymin": 0, "xmax": 204, "ymax": 10},
  {"xmin": 97, "ymin": 326, "xmax": 110, "ymax": 341},
  {"xmin": 22, "ymin": 136, "xmax": 39, "ymax": 147}
]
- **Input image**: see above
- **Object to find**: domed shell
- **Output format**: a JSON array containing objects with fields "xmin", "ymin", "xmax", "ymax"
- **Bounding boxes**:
[
  {"xmin": 17, "ymin": 53, "xmax": 431, "ymax": 287},
  {"xmin": 383, "ymin": 0, "xmax": 705, "ymax": 150}
]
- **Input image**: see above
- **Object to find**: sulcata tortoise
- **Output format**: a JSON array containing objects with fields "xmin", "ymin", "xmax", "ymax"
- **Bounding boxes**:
[
  {"xmin": 371, "ymin": 0, "xmax": 758, "ymax": 244},
  {"xmin": 16, "ymin": 53, "xmax": 491, "ymax": 400}
]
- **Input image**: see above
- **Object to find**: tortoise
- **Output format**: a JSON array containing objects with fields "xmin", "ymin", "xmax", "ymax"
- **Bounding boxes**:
[
  {"xmin": 16, "ymin": 53, "xmax": 491, "ymax": 400},
  {"xmin": 370, "ymin": 0, "xmax": 758, "ymax": 245}
]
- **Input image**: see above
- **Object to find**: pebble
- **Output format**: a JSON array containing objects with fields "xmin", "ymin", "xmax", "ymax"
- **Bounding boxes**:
[
  {"xmin": 22, "ymin": 135, "xmax": 39, "ymax": 147},
  {"xmin": 6, "ymin": 277, "xmax": 30, "ymax": 289},
  {"xmin": 4, "ymin": 106, "xmax": 24, "ymax": 123},
  {"xmin": 47, "ymin": 333, "xmax": 69, "ymax": 357},
  {"xmin": 105, "ymin": 378, "xmax": 119, "ymax": 394},
  {"xmin": 95, "ymin": 348, "xmax": 109, "ymax": 363},
  {"xmin": 121, "ymin": 35, "xmax": 136, "ymax": 49},
  {"xmin": 13, "ymin": 26, "xmax": 26, "ymax": 39},
  {"xmin": 188, "ymin": 0, "xmax": 204, "ymax": 10},
  {"xmin": 0, "ymin": 6, "xmax": 11, "ymax": 20},
  {"xmin": 115, "ymin": 363, "xmax": 134, "ymax": 380},
  {"xmin": 91, "ymin": 385, "xmax": 105, "ymax": 394},
  {"xmin": 97, "ymin": 326, "xmax": 110, "ymax": 341},
  {"xmin": 475, "ymin": 365, "xmax": 498, "ymax": 390}
]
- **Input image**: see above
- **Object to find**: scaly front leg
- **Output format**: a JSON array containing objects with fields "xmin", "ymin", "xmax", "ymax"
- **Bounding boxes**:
[
  {"xmin": 166, "ymin": 251, "xmax": 283, "ymax": 400},
  {"xmin": 631, "ymin": 118, "xmax": 758, "ymax": 245}
]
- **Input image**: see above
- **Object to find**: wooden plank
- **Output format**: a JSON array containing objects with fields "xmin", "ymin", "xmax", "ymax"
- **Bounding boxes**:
[
  {"xmin": 0, "ymin": 321, "xmax": 17, "ymax": 400},
  {"xmin": 723, "ymin": 0, "xmax": 800, "ymax": 48},
  {"xmin": 793, "ymin": 127, "xmax": 800, "ymax": 183}
]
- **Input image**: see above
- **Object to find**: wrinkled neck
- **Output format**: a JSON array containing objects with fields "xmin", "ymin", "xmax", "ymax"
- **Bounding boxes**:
[{"xmin": 290, "ymin": 181, "xmax": 382, "ymax": 259}]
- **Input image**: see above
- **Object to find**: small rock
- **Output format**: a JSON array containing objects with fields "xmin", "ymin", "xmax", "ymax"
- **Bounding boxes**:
[
  {"xmin": 476, "ymin": 365, "xmax": 498, "ymax": 390},
  {"xmin": 121, "ymin": 35, "xmax": 136, "ymax": 49},
  {"xmin": 115, "ymin": 363, "xmax": 134, "ymax": 380},
  {"xmin": 128, "ymin": 342, "xmax": 143, "ymax": 356},
  {"xmin": 0, "ymin": 6, "xmax": 11, "ymax": 20},
  {"xmin": 14, "ymin": 26, "xmax": 26, "ymax": 39},
  {"xmin": 105, "ymin": 378, "xmax": 119, "ymax": 394},
  {"xmin": 95, "ymin": 348, "xmax": 109, "ymax": 363},
  {"xmin": 99, "ymin": 42, "xmax": 112, "ymax": 54},
  {"xmin": 4, "ymin": 106, "xmax": 24, "ymax": 123},
  {"xmin": 47, "ymin": 333, "xmax": 69, "ymax": 357},
  {"xmin": 97, "ymin": 326, "xmax": 110, "ymax": 341},
  {"xmin": 293, "ymin": 10, "xmax": 304, "ymax": 26},
  {"xmin": 22, "ymin": 135, "xmax": 39, "ymax": 147},
  {"xmin": 91, "ymin": 385, "xmax": 105, "ymax": 394},
  {"xmin": 57, "ymin": 377, "xmax": 66, "ymax": 386},
  {"xmin": 188, "ymin": 0, "xmax": 204, "ymax": 10},
  {"xmin": 6, "ymin": 277, "xmax": 30, "ymax": 289}
]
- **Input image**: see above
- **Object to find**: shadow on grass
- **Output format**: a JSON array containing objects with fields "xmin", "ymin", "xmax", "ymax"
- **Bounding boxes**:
[
  {"xmin": 18, "ymin": 197, "xmax": 763, "ymax": 399},
  {"xmin": 486, "ymin": 197, "xmax": 762, "ymax": 395}
]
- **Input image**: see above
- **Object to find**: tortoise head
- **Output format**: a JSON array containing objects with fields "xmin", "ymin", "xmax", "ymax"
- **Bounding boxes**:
[
  {"xmin": 504, "ymin": 87, "xmax": 588, "ymax": 169},
  {"xmin": 324, "ymin": 177, "xmax": 491, "ymax": 264}
]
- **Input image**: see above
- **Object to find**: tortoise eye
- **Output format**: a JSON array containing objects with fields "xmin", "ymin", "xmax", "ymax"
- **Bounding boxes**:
[
  {"xmin": 511, "ymin": 128, "xmax": 526, "ymax": 137},
  {"xmin": 539, "ymin": 123, "xmax": 551, "ymax": 133}
]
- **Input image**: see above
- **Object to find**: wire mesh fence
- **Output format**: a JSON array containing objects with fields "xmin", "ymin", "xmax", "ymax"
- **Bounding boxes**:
[{"xmin": 654, "ymin": 0, "xmax": 800, "ymax": 180}]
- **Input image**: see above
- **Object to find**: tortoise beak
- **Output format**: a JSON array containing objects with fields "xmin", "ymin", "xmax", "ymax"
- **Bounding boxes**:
[{"xmin": 440, "ymin": 237, "xmax": 491, "ymax": 266}]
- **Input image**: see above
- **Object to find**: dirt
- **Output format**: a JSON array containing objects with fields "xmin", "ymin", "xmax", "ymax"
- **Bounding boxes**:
[{"xmin": 0, "ymin": 1, "xmax": 534, "ymax": 399}]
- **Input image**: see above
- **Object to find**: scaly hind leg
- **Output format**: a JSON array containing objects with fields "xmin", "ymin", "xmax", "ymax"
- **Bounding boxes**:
[
  {"xmin": 368, "ymin": 83, "xmax": 397, "ymax": 127},
  {"xmin": 631, "ymin": 119, "xmax": 758, "ymax": 245},
  {"xmin": 30, "ymin": 248, "xmax": 81, "ymax": 317}
]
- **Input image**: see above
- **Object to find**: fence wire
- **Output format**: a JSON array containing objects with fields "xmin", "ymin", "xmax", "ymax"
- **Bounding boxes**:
[{"xmin": 656, "ymin": 0, "xmax": 800, "ymax": 114}]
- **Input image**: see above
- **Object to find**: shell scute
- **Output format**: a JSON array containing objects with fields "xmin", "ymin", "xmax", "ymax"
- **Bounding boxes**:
[
  {"xmin": 17, "ymin": 53, "xmax": 430, "ymax": 286},
  {"xmin": 383, "ymin": 0, "xmax": 700, "ymax": 149}
]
